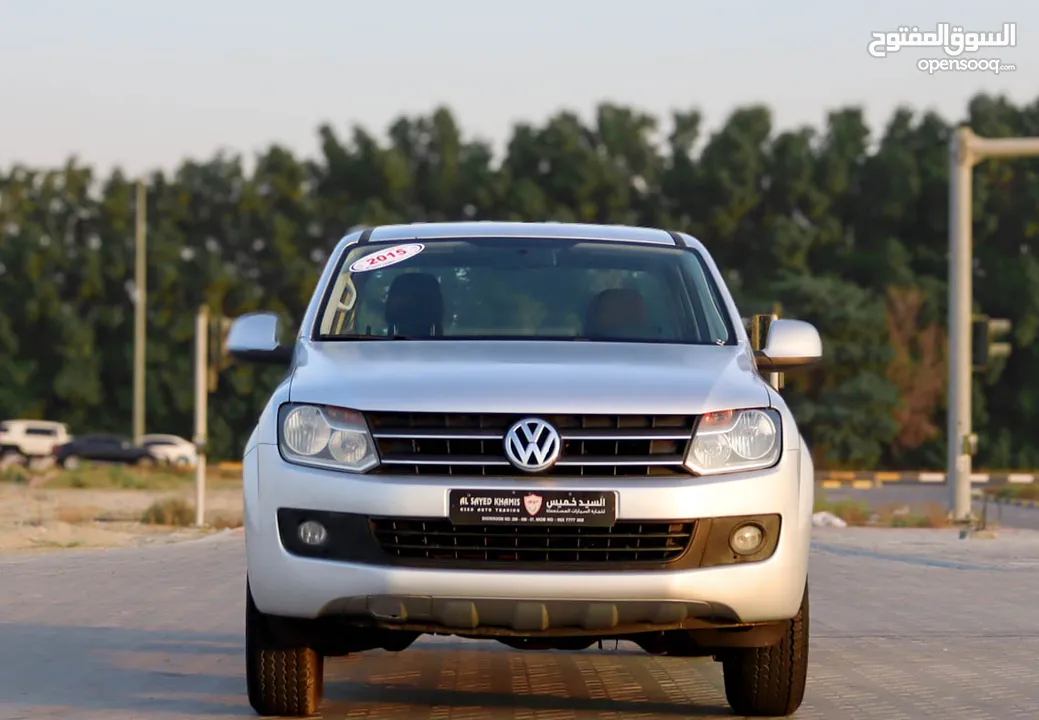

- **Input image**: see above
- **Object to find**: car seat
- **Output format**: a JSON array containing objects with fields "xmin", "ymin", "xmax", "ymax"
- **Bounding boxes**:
[
  {"xmin": 384, "ymin": 273, "xmax": 444, "ymax": 337},
  {"xmin": 584, "ymin": 288, "xmax": 654, "ymax": 339}
]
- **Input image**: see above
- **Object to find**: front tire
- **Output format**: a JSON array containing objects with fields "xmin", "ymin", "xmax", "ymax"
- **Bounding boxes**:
[
  {"xmin": 721, "ymin": 583, "xmax": 809, "ymax": 717},
  {"xmin": 246, "ymin": 581, "xmax": 324, "ymax": 717}
]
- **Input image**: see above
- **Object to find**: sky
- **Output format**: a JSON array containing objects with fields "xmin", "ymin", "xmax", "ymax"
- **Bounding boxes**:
[{"xmin": 0, "ymin": 0, "xmax": 1035, "ymax": 177}]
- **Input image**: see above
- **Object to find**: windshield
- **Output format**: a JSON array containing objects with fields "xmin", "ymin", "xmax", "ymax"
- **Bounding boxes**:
[{"xmin": 315, "ymin": 237, "xmax": 734, "ymax": 345}]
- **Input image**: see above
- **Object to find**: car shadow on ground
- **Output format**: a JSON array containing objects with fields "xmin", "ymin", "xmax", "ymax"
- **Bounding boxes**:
[
  {"xmin": 317, "ymin": 638, "xmax": 732, "ymax": 717},
  {"xmin": 0, "ymin": 623, "xmax": 737, "ymax": 718},
  {"xmin": 324, "ymin": 681, "xmax": 731, "ymax": 717}
]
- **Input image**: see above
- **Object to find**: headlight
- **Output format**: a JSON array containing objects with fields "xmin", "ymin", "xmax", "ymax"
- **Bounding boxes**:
[
  {"xmin": 277, "ymin": 403, "xmax": 379, "ymax": 473},
  {"xmin": 684, "ymin": 408, "xmax": 782, "ymax": 475}
]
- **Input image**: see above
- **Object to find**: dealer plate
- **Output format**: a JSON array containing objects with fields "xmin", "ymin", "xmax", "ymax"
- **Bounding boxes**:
[{"xmin": 449, "ymin": 489, "xmax": 617, "ymax": 527}]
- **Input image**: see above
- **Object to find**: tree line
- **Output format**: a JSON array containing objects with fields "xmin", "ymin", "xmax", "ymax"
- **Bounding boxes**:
[{"xmin": 2, "ymin": 92, "xmax": 1038, "ymax": 470}]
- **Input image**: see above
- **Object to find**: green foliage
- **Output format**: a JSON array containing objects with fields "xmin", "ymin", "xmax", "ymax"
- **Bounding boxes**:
[
  {"xmin": 2, "ymin": 93, "xmax": 1038, "ymax": 469},
  {"xmin": 773, "ymin": 273, "xmax": 900, "ymax": 469}
]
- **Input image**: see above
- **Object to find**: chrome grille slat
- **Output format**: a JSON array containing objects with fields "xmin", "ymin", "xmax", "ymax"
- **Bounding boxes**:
[
  {"xmin": 373, "ymin": 430, "xmax": 501, "ymax": 440},
  {"xmin": 372, "ymin": 430, "xmax": 691, "ymax": 441},
  {"xmin": 366, "ymin": 412, "xmax": 696, "ymax": 477},
  {"xmin": 381, "ymin": 456, "xmax": 511, "ymax": 466}
]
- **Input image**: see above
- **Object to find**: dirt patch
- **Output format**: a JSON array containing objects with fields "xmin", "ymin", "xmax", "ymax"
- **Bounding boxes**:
[
  {"xmin": 0, "ymin": 521, "xmax": 225, "ymax": 555},
  {"xmin": 0, "ymin": 481, "xmax": 243, "ymax": 555},
  {"xmin": 814, "ymin": 494, "xmax": 953, "ymax": 528}
]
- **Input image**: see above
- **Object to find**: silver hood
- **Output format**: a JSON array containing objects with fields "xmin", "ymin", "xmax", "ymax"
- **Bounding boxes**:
[{"xmin": 288, "ymin": 340, "xmax": 772, "ymax": 415}]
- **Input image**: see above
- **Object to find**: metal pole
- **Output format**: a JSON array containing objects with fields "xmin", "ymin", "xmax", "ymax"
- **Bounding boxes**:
[
  {"xmin": 971, "ymin": 136, "xmax": 1039, "ymax": 158},
  {"xmin": 942, "ymin": 130, "xmax": 1039, "ymax": 525},
  {"xmin": 948, "ymin": 127, "xmax": 974, "ymax": 522},
  {"xmin": 132, "ymin": 180, "xmax": 147, "ymax": 444},
  {"xmin": 194, "ymin": 306, "xmax": 209, "ymax": 527}
]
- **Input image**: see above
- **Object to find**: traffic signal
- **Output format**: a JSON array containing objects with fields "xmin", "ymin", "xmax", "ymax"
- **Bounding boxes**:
[
  {"xmin": 208, "ymin": 315, "xmax": 235, "ymax": 391},
  {"xmin": 746, "ymin": 304, "xmax": 784, "ymax": 390},
  {"xmin": 747, "ymin": 314, "xmax": 773, "ymax": 351},
  {"xmin": 972, "ymin": 315, "xmax": 1012, "ymax": 371},
  {"xmin": 746, "ymin": 303, "xmax": 783, "ymax": 352}
]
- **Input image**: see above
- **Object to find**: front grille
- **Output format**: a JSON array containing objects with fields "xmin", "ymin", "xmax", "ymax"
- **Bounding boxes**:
[
  {"xmin": 370, "ymin": 518, "xmax": 696, "ymax": 565},
  {"xmin": 366, "ymin": 412, "xmax": 695, "ymax": 476}
]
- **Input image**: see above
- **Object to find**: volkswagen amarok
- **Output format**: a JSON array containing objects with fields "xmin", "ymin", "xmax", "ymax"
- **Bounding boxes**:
[{"xmin": 228, "ymin": 222, "xmax": 823, "ymax": 717}]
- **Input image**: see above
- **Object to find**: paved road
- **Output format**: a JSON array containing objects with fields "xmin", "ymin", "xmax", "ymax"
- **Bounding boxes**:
[
  {"xmin": 822, "ymin": 484, "xmax": 1039, "ymax": 530},
  {"xmin": 2, "ymin": 527, "xmax": 1038, "ymax": 719}
]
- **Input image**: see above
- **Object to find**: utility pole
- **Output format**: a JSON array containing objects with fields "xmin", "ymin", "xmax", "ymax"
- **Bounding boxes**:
[
  {"xmin": 132, "ymin": 180, "xmax": 147, "ymax": 444},
  {"xmin": 194, "ymin": 306, "xmax": 209, "ymax": 527},
  {"xmin": 947, "ymin": 127, "xmax": 1039, "ymax": 523}
]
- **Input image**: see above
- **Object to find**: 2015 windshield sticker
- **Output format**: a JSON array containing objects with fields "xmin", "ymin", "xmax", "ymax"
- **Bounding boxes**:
[{"xmin": 349, "ymin": 243, "xmax": 425, "ymax": 273}]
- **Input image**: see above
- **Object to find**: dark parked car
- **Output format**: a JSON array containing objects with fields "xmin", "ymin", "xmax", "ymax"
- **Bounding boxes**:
[{"xmin": 53, "ymin": 434, "xmax": 159, "ymax": 469}]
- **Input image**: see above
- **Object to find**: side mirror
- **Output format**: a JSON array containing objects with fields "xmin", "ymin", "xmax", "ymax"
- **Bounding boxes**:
[
  {"xmin": 755, "ymin": 319, "xmax": 822, "ymax": 371},
  {"xmin": 227, "ymin": 312, "xmax": 295, "ymax": 364}
]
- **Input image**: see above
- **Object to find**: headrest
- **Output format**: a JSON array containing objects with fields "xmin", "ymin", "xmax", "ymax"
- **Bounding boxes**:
[
  {"xmin": 585, "ymin": 288, "xmax": 650, "ymax": 337},
  {"xmin": 384, "ymin": 272, "xmax": 444, "ymax": 336}
]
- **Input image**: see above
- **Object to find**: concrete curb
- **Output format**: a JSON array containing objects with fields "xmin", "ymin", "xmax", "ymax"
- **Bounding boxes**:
[
  {"xmin": 218, "ymin": 465, "xmax": 1035, "ymax": 488},
  {"xmin": 214, "ymin": 463, "xmax": 1039, "ymax": 489},
  {"xmin": 815, "ymin": 470, "xmax": 1038, "ymax": 488}
]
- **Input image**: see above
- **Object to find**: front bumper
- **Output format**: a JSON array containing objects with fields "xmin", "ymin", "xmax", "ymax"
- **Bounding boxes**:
[{"xmin": 245, "ymin": 443, "xmax": 813, "ymax": 632}]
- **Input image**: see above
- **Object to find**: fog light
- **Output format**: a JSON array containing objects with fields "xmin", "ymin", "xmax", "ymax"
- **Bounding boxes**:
[
  {"xmin": 730, "ymin": 523, "xmax": 765, "ymax": 556},
  {"xmin": 298, "ymin": 520, "xmax": 328, "ymax": 546}
]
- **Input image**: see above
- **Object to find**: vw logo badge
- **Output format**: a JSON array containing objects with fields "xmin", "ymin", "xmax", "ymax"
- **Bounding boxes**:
[{"xmin": 503, "ymin": 418, "xmax": 562, "ymax": 473}]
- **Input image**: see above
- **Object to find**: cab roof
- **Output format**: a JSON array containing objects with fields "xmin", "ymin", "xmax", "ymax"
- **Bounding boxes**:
[{"xmin": 352, "ymin": 221, "xmax": 705, "ymax": 251}]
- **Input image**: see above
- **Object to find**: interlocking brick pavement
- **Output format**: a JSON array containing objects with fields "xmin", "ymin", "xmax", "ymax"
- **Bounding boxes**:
[{"xmin": 0, "ymin": 526, "xmax": 1037, "ymax": 719}]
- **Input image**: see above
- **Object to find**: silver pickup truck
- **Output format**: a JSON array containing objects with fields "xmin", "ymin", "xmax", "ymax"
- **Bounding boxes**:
[{"xmin": 228, "ymin": 221, "xmax": 822, "ymax": 718}]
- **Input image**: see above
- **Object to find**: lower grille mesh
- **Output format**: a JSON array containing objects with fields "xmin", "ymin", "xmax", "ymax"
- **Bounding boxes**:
[{"xmin": 370, "ymin": 518, "xmax": 696, "ymax": 565}]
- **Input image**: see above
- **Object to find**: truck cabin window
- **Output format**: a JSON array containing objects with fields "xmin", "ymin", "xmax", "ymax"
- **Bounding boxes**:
[{"xmin": 316, "ymin": 238, "xmax": 734, "ymax": 346}]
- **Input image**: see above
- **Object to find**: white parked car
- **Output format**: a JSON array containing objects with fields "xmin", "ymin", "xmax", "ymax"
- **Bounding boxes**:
[
  {"xmin": 0, "ymin": 419, "xmax": 71, "ymax": 460},
  {"xmin": 229, "ymin": 222, "xmax": 823, "ymax": 718},
  {"xmin": 140, "ymin": 434, "xmax": 198, "ymax": 466}
]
